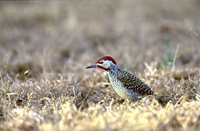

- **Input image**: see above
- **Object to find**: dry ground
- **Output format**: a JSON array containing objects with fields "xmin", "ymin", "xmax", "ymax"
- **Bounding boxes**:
[{"xmin": 0, "ymin": 1, "xmax": 200, "ymax": 131}]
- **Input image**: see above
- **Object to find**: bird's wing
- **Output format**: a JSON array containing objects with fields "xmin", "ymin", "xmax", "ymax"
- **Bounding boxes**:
[{"xmin": 117, "ymin": 70, "xmax": 154, "ymax": 96}]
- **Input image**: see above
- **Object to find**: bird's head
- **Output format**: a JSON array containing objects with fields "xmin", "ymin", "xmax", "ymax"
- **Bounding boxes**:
[{"xmin": 86, "ymin": 56, "xmax": 117, "ymax": 71}]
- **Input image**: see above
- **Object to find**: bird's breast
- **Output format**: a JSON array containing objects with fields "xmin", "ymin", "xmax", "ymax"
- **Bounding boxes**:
[{"xmin": 108, "ymin": 72, "xmax": 141, "ymax": 101}]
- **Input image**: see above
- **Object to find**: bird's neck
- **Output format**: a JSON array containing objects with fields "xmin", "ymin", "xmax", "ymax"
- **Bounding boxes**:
[{"xmin": 109, "ymin": 64, "xmax": 120, "ymax": 74}]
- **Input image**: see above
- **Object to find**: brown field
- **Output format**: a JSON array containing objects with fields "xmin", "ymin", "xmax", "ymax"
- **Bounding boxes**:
[{"xmin": 0, "ymin": 1, "xmax": 200, "ymax": 131}]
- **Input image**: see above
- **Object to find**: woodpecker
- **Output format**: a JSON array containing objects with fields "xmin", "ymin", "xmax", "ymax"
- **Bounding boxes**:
[{"xmin": 86, "ymin": 56, "xmax": 164, "ymax": 105}]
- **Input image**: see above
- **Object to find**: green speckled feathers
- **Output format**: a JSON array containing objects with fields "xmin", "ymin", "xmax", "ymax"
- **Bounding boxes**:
[{"xmin": 117, "ymin": 69, "xmax": 154, "ymax": 96}]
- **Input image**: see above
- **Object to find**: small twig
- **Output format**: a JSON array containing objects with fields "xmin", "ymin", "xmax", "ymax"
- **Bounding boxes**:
[
  {"xmin": 172, "ymin": 44, "xmax": 179, "ymax": 70},
  {"xmin": 78, "ymin": 86, "xmax": 92, "ymax": 111}
]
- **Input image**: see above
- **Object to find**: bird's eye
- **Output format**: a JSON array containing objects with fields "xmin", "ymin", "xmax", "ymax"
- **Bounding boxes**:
[{"xmin": 98, "ymin": 60, "xmax": 104, "ymax": 64}]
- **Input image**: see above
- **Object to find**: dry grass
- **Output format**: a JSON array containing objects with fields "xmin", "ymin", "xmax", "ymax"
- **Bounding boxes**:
[{"xmin": 0, "ymin": 1, "xmax": 200, "ymax": 131}]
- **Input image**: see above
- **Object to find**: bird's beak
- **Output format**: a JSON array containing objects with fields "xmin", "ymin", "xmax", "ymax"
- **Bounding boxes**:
[{"xmin": 86, "ymin": 64, "xmax": 97, "ymax": 69}]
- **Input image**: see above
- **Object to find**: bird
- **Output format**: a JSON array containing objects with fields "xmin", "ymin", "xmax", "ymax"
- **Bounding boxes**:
[{"xmin": 86, "ymin": 56, "xmax": 165, "ymax": 105}]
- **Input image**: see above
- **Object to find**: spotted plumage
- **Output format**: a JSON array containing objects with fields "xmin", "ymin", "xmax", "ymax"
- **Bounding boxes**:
[
  {"xmin": 117, "ymin": 69, "xmax": 154, "ymax": 96},
  {"xmin": 86, "ymin": 56, "xmax": 166, "ymax": 105},
  {"xmin": 108, "ymin": 66, "xmax": 154, "ymax": 101}
]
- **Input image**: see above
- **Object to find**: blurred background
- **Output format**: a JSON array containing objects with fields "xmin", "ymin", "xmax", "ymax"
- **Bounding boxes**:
[{"xmin": 0, "ymin": 0, "xmax": 200, "ymax": 80}]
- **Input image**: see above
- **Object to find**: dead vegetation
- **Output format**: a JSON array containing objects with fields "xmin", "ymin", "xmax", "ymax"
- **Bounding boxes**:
[{"xmin": 0, "ymin": 1, "xmax": 200, "ymax": 131}]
